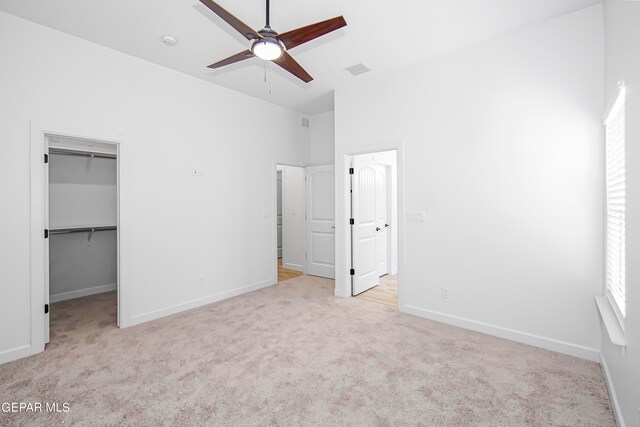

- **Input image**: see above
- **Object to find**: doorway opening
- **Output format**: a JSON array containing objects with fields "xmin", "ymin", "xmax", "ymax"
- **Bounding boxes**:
[
  {"xmin": 276, "ymin": 164, "xmax": 305, "ymax": 283},
  {"xmin": 275, "ymin": 163, "xmax": 336, "ymax": 283},
  {"xmin": 350, "ymin": 150, "xmax": 399, "ymax": 308},
  {"xmin": 45, "ymin": 134, "xmax": 119, "ymax": 344}
]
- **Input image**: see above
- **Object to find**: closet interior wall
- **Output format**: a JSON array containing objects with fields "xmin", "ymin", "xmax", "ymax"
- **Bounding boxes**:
[{"xmin": 48, "ymin": 136, "xmax": 117, "ymax": 303}]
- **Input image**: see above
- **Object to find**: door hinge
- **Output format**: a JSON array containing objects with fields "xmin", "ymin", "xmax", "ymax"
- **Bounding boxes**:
[
  {"xmin": 350, "ymin": 268, "xmax": 355, "ymax": 276},
  {"xmin": 349, "ymin": 167, "xmax": 354, "ymax": 175},
  {"xmin": 44, "ymin": 153, "xmax": 49, "ymax": 164},
  {"xmin": 44, "ymin": 304, "xmax": 49, "ymax": 314},
  {"xmin": 44, "ymin": 229, "xmax": 49, "ymax": 239},
  {"xmin": 349, "ymin": 218, "xmax": 354, "ymax": 225}
]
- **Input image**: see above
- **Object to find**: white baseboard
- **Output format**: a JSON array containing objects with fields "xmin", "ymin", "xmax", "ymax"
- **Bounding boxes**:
[
  {"xmin": 401, "ymin": 304, "xmax": 600, "ymax": 362},
  {"xmin": 50, "ymin": 283, "xmax": 117, "ymax": 303},
  {"xmin": 283, "ymin": 262, "xmax": 304, "ymax": 272},
  {"xmin": 0, "ymin": 343, "xmax": 43, "ymax": 366},
  {"xmin": 600, "ymin": 353, "xmax": 626, "ymax": 427},
  {"xmin": 124, "ymin": 279, "xmax": 275, "ymax": 328},
  {"xmin": 334, "ymin": 287, "xmax": 350, "ymax": 298}
]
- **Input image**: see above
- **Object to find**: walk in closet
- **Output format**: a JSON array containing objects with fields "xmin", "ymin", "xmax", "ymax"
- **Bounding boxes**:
[{"xmin": 45, "ymin": 135, "xmax": 118, "ymax": 341}]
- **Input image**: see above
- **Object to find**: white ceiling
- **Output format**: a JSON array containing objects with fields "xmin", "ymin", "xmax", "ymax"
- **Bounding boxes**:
[{"xmin": 0, "ymin": 0, "xmax": 600, "ymax": 114}]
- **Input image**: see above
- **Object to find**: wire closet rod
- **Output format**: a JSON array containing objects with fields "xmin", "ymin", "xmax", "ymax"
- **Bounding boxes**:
[
  {"xmin": 49, "ymin": 148, "xmax": 116, "ymax": 159},
  {"xmin": 49, "ymin": 226, "xmax": 117, "ymax": 235}
]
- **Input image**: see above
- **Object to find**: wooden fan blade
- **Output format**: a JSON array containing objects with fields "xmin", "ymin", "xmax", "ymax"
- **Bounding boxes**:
[
  {"xmin": 272, "ymin": 52, "xmax": 313, "ymax": 83},
  {"xmin": 207, "ymin": 50, "xmax": 254, "ymax": 69},
  {"xmin": 277, "ymin": 16, "xmax": 346, "ymax": 50},
  {"xmin": 199, "ymin": 0, "xmax": 261, "ymax": 41}
]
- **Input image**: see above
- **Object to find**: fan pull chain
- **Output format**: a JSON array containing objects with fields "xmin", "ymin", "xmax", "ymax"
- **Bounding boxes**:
[{"xmin": 264, "ymin": 63, "xmax": 272, "ymax": 95}]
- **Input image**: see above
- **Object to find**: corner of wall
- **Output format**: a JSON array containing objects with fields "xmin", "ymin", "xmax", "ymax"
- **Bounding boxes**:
[{"xmin": 599, "ymin": 349, "xmax": 628, "ymax": 427}]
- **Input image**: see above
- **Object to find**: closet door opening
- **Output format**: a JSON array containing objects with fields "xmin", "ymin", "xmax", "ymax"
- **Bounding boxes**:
[{"xmin": 44, "ymin": 134, "xmax": 119, "ymax": 344}]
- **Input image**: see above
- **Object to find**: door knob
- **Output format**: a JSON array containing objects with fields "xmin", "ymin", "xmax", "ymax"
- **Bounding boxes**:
[
  {"xmin": 385, "ymin": 223, "xmax": 389, "ymax": 227},
  {"xmin": 376, "ymin": 227, "xmax": 381, "ymax": 231}
]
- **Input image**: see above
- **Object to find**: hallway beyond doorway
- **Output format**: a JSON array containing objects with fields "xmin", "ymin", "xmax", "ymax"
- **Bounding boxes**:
[
  {"xmin": 354, "ymin": 275, "xmax": 398, "ymax": 307},
  {"xmin": 278, "ymin": 258, "xmax": 303, "ymax": 283}
]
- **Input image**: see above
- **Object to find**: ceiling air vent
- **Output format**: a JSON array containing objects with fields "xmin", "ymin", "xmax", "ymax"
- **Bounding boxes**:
[
  {"xmin": 301, "ymin": 118, "xmax": 310, "ymax": 128},
  {"xmin": 345, "ymin": 63, "xmax": 371, "ymax": 76}
]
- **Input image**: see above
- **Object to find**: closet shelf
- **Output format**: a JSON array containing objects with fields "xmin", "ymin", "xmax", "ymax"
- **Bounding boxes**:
[
  {"xmin": 49, "ymin": 148, "xmax": 116, "ymax": 159},
  {"xmin": 49, "ymin": 226, "xmax": 117, "ymax": 235}
]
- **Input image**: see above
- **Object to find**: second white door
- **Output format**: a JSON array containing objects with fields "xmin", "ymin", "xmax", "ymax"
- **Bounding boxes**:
[
  {"xmin": 352, "ymin": 158, "xmax": 379, "ymax": 295},
  {"xmin": 305, "ymin": 165, "xmax": 335, "ymax": 278}
]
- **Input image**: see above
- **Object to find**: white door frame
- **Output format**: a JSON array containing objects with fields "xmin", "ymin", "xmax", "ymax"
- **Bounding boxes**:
[
  {"xmin": 385, "ymin": 164, "xmax": 395, "ymax": 275},
  {"xmin": 276, "ymin": 167, "xmax": 283, "ymax": 259},
  {"xmin": 335, "ymin": 140, "xmax": 405, "ymax": 309},
  {"xmin": 373, "ymin": 163, "xmax": 389, "ymax": 277},
  {"xmin": 27, "ymin": 121, "xmax": 124, "ymax": 361}
]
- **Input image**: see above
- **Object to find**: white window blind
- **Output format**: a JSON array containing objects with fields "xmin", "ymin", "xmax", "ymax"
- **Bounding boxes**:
[{"xmin": 605, "ymin": 87, "xmax": 626, "ymax": 319}]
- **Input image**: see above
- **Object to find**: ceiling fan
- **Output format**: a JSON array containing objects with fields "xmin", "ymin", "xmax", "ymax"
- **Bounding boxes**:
[{"xmin": 199, "ymin": 0, "xmax": 346, "ymax": 83}]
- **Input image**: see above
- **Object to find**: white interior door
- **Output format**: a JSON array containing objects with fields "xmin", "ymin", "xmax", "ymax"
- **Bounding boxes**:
[
  {"xmin": 374, "ymin": 165, "xmax": 389, "ymax": 277},
  {"xmin": 352, "ymin": 158, "xmax": 380, "ymax": 295},
  {"xmin": 305, "ymin": 165, "xmax": 335, "ymax": 278}
]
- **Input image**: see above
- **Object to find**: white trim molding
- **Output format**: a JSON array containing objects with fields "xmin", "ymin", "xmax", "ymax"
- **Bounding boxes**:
[
  {"xmin": 283, "ymin": 262, "xmax": 304, "ymax": 272},
  {"xmin": 401, "ymin": 304, "xmax": 600, "ymax": 362},
  {"xmin": 600, "ymin": 353, "xmax": 627, "ymax": 427},
  {"xmin": 595, "ymin": 296, "xmax": 626, "ymax": 347},
  {"xmin": 123, "ymin": 279, "xmax": 275, "ymax": 328},
  {"xmin": 0, "ymin": 345, "xmax": 37, "ymax": 366},
  {"xmin": 50, "ymin": 283, "xmax": 117, "ymax": 304}
]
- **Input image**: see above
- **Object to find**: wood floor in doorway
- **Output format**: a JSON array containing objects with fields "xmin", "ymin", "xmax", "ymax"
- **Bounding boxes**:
[
  {"xmin": 278, "ymin": 258, "xmax": 303, "ymax": 283},
  {"xmin": 355, "ymin": 274, "xmax": 398, "ymax": 307}
]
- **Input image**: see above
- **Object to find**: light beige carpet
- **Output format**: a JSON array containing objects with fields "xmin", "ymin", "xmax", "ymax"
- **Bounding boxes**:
[{"xmin": 0, "ymin": 276, "xmax": 614, "ymax": 426}]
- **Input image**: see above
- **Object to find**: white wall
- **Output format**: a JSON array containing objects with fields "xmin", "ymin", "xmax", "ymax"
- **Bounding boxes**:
[
  {"xmin": 600, "ymin": 0, "xmax": 640, "ymax": 425},
  {"xmin": 49, "ymin": 231, "xmax": 117, "ymax": 302},
  {"xmin": 0, "ymin": 11, "xmax": 309, "ymax": 363},
  {"xmin": 49, "ymin": 154, "xmax": 117, "ymax": 228},
  {"xmin": 309, "ymin": 111, "xmax": 335, "ymax": 165},
  {"xmin": 49, "ymin": 152, "xmax": 117, "ymax": 301},
  {"xmin": 335, "ymin": 5, "xmax": 605, "ymax": 360},
  {"xmin": 281, "ymin": 165, "xmax": 305, "ymax": 272}
]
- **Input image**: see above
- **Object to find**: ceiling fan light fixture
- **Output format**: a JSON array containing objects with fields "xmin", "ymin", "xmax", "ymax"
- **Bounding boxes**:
[{"xmin": 251, "ymin": 37, "xmax": 284, "ymax": 61}]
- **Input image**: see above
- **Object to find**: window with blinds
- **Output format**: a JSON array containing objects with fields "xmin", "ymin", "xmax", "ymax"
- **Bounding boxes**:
[{"xmin": 605, "ymin": 87, "xmax": 626, "ymax": 321}]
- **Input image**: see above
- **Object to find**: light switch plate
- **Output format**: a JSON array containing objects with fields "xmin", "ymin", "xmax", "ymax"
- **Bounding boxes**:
[{"xmin": 407, "ymin": 211, "xmax": 426, "ymax": 222}]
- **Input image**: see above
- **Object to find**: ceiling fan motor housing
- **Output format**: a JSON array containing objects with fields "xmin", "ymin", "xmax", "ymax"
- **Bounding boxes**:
[
  {"xmin": 252, "ymin": 27, "xmax": 286, "ymax": 60},
  {"xmin": 258, "ymin": 26, "xmax": 278, "ymax": 38}
]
